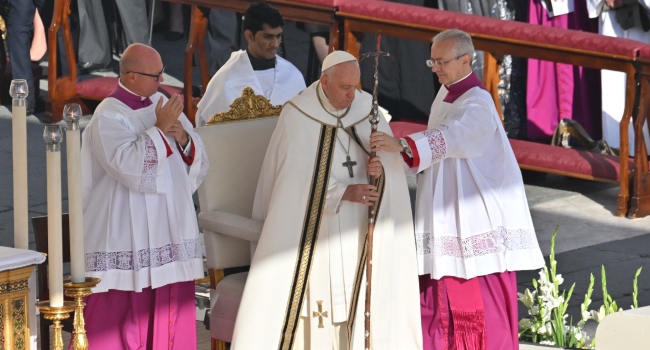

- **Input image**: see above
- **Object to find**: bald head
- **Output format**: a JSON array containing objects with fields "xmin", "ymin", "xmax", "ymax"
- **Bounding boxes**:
[
  {"xmin": 120, "ymin": 44, "xmax": 161, "ymax": 77},
  {"xmin": 120, "ymin": 43, "xmax": 164, "ymax": 97}
]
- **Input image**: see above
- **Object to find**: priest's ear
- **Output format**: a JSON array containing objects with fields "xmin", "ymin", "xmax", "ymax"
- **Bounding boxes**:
[
  {"xmin": 244, "ymin": 29, "xmax": 255, "ymax": 45},
  {"xmin": 460, "ymin": 53, "xmax": 471, "ymax": 66}
]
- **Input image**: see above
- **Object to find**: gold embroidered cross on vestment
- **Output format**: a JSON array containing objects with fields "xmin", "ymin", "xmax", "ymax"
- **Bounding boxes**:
[{"xmin": 312, "ymin": 300, "xmax": 329, "ymax": 329}]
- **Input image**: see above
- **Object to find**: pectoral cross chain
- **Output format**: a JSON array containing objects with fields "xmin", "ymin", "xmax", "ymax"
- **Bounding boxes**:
[
  {"xmin": 312, "ymin": 300, "xmax": 329, "ymax": 328},
  {"xmin": 343, "ymin": 155, "xmax": 357, "ymax": 178}
]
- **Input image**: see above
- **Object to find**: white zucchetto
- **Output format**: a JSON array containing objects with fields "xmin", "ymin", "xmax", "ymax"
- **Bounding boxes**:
[{"xmin": 321, "ymin": 50, "xmax": 358, "ymax": 73}]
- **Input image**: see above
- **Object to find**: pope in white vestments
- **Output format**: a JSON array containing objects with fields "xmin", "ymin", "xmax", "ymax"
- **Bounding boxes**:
[
  {"xmin": 80, "ymin": 44, "xmax": 209, "ymax": 349},
  {"xmin": 588, "ymin": 0, "xmax": 650, "ymax": 154},
  {"xmin": 372, "ymin": 30, "xmax": 544, "ymax": 350},
  {"xmin": 195, "ymin": 2, "xmax": 306, "ymax": 127},
  {"xmin": 231, "ymin": 52, "xmax": 423, "ymax": 350}
]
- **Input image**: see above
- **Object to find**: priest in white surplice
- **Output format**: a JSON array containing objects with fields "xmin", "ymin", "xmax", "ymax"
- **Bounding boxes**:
[
  {"xmin": 80, "ymin": 44, "xmax": 209, "ymax": 349},
  {"xmin": 231, "ymin": 51, "xmax": 422, "ymax": 350},
  {"xmin": 195, "ymin": 2, "xmax": 305, "ymax": 127},
  {"xmin": 588, "ymin": 0, "xmax": 650, "ymax": 154},
  {"xmin": 371, "ymin": 30, "xmax": 544, "ymax": 350}
]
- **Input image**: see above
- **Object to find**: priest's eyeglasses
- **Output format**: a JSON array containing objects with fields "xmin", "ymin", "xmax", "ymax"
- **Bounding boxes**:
[
  {"xmin": 129, "ymin": 66, "xmax": 165, "ymax": 80},
  {"xmin": 426, "ymin": 55, "xmax": 464, "ymax": 68}
]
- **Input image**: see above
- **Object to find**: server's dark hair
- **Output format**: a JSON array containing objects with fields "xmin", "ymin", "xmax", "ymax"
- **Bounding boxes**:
[{"xmin": 243, "ymin": 2, "xmax": 285, "ymax": 35}]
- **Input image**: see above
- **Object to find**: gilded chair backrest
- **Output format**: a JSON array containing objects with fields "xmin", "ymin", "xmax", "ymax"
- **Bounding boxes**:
[
  {"xmin": 206, "ymin": 87, "xmax": 282, "ymax": 126},
  {"xmin": 197, "ymin": 87, "xmax": 281, "ymax": 218}
]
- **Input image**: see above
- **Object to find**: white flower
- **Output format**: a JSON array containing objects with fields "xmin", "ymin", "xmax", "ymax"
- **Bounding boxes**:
[
  {"xmin": 591, "ymin": 306, "xmax": 606, "ymax": 322},
  {"xmin": 554, "ymin": 274, "xmax": 564, "ymax": 285},
  {"xmin": 581, "ymin": 310, "xmax": 591, "ymax": 321},
  {"xmin": 537, "ymin": 324, "xmax": 548, "ymax": 335},
  {"xmin": 538, "ymin": 270, "xmax": 548, "ymax": 283},
  {"xmin": 519, "ymin": 289, "xmax": 535, "ymax": 308},
  {"xmin": 529, "ymin": 305, "xmax": 540, "ymax": 316},
  {"xmin": 519, "ymin": 318, "xmax": 533, "ymax": 330},
  {"xmin": 546, "ymin": 297, "xmax": 561, "ymax": 309}
]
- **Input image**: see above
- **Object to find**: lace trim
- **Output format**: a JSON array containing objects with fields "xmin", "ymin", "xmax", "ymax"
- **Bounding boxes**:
[
  {"xmin": 422, "ymin": 128, "xmax": 446, "ymax": 164},
  {"xmin": 416, "ymin": 226, "xmax": 538, "ymax": 259},
  {"xmin": 139, "ymin": 133, "xmax": 158, "ymax": 193},
  {"xmin": 196, "ymin": 150, "xmax": 209, "ymax": 189},
  {"xmin": 85, "ymin": 238, "xmax": 202, "ymax": 272}
]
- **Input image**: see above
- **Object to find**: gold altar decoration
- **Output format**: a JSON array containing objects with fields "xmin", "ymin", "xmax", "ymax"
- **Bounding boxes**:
[
  {"xmin": 0, "ymin": 265, "xmax": 33, "ymax": 350},
  {"xmin": 35, "ymin": 300, "xmax": 75, "ymax": 350},
  {"xmin": 64, "ymin": 277, "xmax": 100, "ymax": 350},
  {"xmin": 206, "ymin": 87, "xmax": 282, "ymax": 125}
]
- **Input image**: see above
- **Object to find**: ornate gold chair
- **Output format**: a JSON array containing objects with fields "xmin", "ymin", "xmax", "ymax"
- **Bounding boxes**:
[{"xmin": 196, "ymin": 87, "xmax": 281, "ymax": 350}]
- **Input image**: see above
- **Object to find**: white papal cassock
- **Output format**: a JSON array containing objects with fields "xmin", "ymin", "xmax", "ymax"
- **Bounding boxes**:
[
  {"xmin": 404, "ymin": 75, "xmax": 544, "ymax": 280},
  {"xmin": 231, "ymin": 82, "xmax": 423, "ymax": 350},
  {"xmin": 81, "ymin": 92, "xmax": 209, "ymax": 293},
  {"xmin": 196, "ymin": 50, "xmax": 306, "ymax": 126},
  {"xmin": 588, "ymin": 0, "xmax": 650, "ymax": 154}
]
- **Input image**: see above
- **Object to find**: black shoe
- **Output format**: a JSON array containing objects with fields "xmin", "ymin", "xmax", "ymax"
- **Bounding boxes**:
[
  {"xmin": 78, "ymin": 62, "xmax": 112, "ymax": 75},
  {"xmin": 164, "ymin": 31, "xmax": 184, "ymax": 41}
]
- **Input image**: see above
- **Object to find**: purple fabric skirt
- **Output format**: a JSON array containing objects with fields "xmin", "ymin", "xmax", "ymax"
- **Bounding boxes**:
[
  {"xmin": 75, "ymin": 281, "xmax": 197, "ymax": 350},
  {"xmin": 419, "ymin": 271, "xmax": 519, "ymax": 350}
]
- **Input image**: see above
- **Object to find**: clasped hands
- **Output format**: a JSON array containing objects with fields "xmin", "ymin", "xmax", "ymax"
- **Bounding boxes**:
[{"xmin": 154, "ymin": 94, "xmax": 188, "ymax": 147}]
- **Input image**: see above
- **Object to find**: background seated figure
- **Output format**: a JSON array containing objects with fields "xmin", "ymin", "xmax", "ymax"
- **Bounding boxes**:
[{"xmin": 195, "ymin": 2, "xmax": 305, "ymax": 127}]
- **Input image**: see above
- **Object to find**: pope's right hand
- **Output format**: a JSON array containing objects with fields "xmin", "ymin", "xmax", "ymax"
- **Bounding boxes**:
[
  {"xmin": 154, "ymin": 94, "xmax": 183, "ymax": 134},
  {"xmin": 342, "ymin": 184, "xmax": 378, "ymax": 207}
]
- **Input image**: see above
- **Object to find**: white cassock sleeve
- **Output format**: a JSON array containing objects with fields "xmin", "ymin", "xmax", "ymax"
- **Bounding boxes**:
[
  {"xmin": 90, "ymin": 115, "xmax": 170, "ymax": 194},
  {"xmin": 324, "ymin": 181, "xmax": 347, "ymax": 214},
  {"xmin": 406, "ymin": 98, "xmax": 497, "ymax": 173}
]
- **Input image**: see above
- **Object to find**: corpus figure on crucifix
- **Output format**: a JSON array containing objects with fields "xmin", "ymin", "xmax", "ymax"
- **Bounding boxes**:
[{"xmin": 230, "ymin": 51, "xmax": 423, "ymax": 349}]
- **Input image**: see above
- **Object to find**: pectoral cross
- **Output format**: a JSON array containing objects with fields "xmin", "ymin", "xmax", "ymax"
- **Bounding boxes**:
[
  {"xmin": 342, "ymin": 155, "xmax": 357, "ymax": 178},
  {"xmin": 312, "ymin": 300, "xmax": 328, "ymax": 328}
]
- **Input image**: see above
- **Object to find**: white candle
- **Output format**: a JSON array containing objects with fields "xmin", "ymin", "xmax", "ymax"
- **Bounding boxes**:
[
  {"xmin": 10, "ymin": 80, "xmax": 28, "ymax": 249},
  {"xmin": 45, "ymin": 125, "xmax": 63, "ymax": 306},
  {"xmin": 64, "ymin": 104, "xmax": 85, "ymax": 284}
]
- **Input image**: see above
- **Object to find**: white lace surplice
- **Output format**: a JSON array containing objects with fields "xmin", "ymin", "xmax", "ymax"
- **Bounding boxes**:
[
  {"xmin": 81, "ymin": 93, "xmax": 209, "ymax": 293},
  {"xmin": 407, "ymin": 86, "xmax": 544, "ymax": 279}
]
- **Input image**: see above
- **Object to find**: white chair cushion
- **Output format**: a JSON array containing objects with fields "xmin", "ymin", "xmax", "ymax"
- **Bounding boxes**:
[{"xmin": 209, "ymin": 272, "xmax": 248, "ymax": 343}]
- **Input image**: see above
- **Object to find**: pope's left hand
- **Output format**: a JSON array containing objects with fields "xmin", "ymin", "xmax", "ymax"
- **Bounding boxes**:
[
  {"xmin": 369, "ymin": 131, "xmax": 401, "ymax": 153},
  {"xmin": 367, "ymin": 156, "xmax": 383, "ymax": 177},
  {"xmin": 167, "ymin": 120, "xmax": 189, "ymax": 147}
]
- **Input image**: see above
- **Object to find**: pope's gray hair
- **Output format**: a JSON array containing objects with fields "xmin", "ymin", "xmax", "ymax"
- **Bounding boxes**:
[{"xmin": 432, "ymin": 29, "xmax": 475, "ymax": 59}]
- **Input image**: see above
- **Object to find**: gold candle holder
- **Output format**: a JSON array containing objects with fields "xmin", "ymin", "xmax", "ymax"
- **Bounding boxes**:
[
  {"xmin": 64, "ymin": 277, "xmax": 101, "ymax": 350},
  {"xmin": 35, "ymin": 300, "xmax": 75, "ymax": 350}
]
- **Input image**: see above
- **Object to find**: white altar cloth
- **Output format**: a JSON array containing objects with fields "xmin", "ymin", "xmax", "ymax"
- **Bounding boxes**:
[{"xmin": 0, "ymin": 246, "xmax": 46, "ymax": 350}]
